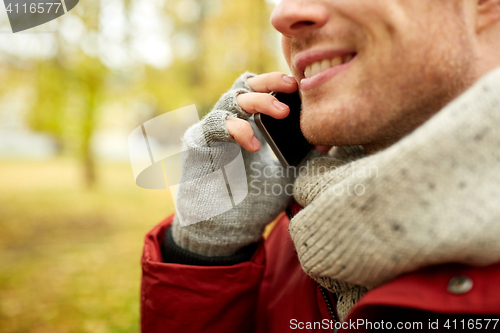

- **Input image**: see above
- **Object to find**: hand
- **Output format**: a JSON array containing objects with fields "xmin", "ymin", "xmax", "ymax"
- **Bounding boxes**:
[
  {"xmin": 170, "ymin": 72, "xmax": 303, "ymax": 257},
  {"xmin": 226, "ymin": 72, "xmax": 298, "ymax": 152}
]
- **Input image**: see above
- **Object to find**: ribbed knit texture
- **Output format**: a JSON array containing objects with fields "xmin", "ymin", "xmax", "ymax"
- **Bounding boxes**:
[{"xmin": 289, "ymin": 66, "xmax": 500, "ymax": 319}]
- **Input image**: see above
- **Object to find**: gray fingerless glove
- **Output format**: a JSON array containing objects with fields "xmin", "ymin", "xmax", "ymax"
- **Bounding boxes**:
[{"xmin": 171, "ymin": 72, "xmax": 293, "ymax": 257}]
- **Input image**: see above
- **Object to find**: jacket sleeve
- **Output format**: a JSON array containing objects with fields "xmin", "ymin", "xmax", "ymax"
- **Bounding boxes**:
[{"xmin": 140, "ymin": 213, "xmax": 266, "ymax": 333}]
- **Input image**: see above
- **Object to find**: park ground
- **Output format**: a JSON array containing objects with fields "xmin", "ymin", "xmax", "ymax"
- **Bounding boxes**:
[{"xmin": 0, "ymin": 158, "xmax": 174, "ymax": 333}]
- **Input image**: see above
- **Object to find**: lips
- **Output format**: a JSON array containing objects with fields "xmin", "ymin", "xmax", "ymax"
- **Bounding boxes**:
[
  {"xmin": 304, "ymin": 54, "xmax": 354, "ymax": 78},
  {"xmin": 294, "ymin": 49, "xmax": 357, "ymax": 91}
]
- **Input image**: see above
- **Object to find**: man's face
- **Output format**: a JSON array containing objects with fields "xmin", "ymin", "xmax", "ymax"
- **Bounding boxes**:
[{"xmin": 271, "ymin": 0, "xmax": 479, "ymax": 150}]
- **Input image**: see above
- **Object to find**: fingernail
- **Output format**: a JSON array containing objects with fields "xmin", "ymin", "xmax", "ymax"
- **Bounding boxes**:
[
  {"xmin": 282, "ymin": 75, "xmax": 296, "ymax": 84},
  {"xmin": 251, "ymin": 136, "xmax": 261, "ymax": 150},
  {"xmin": 273, "ymin": 100, "xmax": 288, "ymax": 111}
]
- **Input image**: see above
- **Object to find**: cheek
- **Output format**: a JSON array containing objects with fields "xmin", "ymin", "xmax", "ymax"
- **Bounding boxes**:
[{"xmin": 334, "ymin": 0, "xmax": 404, "ymax": 41}]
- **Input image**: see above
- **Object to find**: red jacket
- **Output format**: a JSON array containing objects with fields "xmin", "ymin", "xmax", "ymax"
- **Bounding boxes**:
[{"xmin": 141, "ymin": 213, "xmax": 500, "ymax": 332}]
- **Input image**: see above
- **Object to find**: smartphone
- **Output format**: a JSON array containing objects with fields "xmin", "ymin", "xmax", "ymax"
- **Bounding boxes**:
[{"xmin": 254, "ymin": 91, "xmax": 313, "ymax": 167}]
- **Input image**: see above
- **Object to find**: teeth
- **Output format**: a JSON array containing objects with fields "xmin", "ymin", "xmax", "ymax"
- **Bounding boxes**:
[
  {"xmin": 331, "ymin": 56, "xmax": 342, "ymax": 67},
  {"xmin": 311, "ymin": 61, "xmax": 321, "ymax": 78},
  {"xmin": 320, "ymin": 59, "xmax": 331, "ymax": 72},
  {"xmin": 303, "ymin": 54, "xmax": 354, "ymax": 78},
  {"xmin": 304, "ymin": 66, "xmax": 312, "ymax": 79}
]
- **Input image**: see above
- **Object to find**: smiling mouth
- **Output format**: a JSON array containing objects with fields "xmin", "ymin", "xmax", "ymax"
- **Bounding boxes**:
[{"xmin": 304, "ymin": 53, "xmax": 356, "ymax": 78}]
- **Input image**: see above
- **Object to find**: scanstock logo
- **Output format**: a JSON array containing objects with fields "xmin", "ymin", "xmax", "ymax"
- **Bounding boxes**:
[
  {"xmin": 3, "ymin": 0, "xmax": 79, "ymax": 33},
  {"xmin": 128, "ymin": 105, "xmax": 248, "ymax": 227}
]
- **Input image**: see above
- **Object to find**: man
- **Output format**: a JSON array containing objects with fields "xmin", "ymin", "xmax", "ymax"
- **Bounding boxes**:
[{"xmin": 141, "ymin": 0, "xmax": 500, "ymax": 332}]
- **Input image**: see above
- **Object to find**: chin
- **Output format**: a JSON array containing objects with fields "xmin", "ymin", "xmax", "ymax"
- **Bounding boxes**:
[
  {"xmin": 300, "ymin": 98, "xmax": 365, "ymax": 146},
  {"xmin": 300, "ymin": 97, "xmax": 401, "ymax": 149}
]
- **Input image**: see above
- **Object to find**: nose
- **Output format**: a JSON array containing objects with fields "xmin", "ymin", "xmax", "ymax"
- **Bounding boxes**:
[{"xmin": 271, "ymin": 0, "xmax": 328, "ymax": 38}]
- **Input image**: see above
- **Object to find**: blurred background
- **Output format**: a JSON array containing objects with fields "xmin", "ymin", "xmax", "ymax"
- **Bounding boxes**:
[{"xmin": 0, "ymin": 0, "xmax": 286, "ymax": 331}]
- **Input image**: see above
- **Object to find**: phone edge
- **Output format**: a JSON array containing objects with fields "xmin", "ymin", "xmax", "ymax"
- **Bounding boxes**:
[{"xmin": 254, "ymin": 113, "xmax": 291, "ymax": 168}]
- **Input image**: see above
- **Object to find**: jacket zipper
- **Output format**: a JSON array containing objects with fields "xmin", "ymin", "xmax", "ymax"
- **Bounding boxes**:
[{"xmin": 319, "ymin": 285, "xmax": 338, "ymax": 332}]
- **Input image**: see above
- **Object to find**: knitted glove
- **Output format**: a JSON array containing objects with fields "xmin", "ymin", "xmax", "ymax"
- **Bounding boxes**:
[{"xmin": 171, "ymin": 72, "xmax": 294, "ymax": 257}]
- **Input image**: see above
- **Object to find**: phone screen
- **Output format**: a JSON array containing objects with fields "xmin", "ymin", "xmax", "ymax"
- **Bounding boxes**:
[{"xmin": 255, "ymin": 91, "xmax": 313, "ymax": 167}]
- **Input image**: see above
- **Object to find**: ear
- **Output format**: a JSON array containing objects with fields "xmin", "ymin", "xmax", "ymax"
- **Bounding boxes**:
[{"xmin": 477, "ymin": 0, "xmax": 500, "ymax": 33}]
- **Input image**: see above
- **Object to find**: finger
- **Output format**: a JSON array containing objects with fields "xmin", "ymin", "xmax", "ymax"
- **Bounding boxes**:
[
  {"xmin": 314, "ymin": 145, "xmax": 333, "ymax": 155},
  {"xmin": 226, "ymin": 117, "xmax": 261, "ymax": 152},
  {"xmin": 247, "ymin": 72, "xmax": 298, "ymax": 94},
  {"xmin": 236, "ymin": 92, "xmax": 290, "ymax": 119}
]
